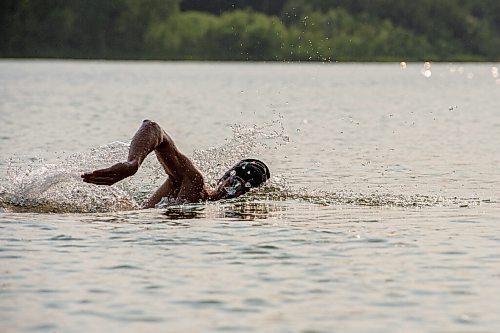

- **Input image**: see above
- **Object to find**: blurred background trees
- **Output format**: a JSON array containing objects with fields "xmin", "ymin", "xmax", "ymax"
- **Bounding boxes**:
[{"xmin": 1, "ymin": 0, "xmax": 499, "ymax": 61}]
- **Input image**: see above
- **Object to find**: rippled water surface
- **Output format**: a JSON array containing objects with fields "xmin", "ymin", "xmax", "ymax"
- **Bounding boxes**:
[{"xmin": 1, "ymin": 61, "xmax": 499, "ymax": 332}]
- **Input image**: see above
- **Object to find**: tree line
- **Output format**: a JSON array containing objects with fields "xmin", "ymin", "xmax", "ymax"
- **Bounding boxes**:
[{"xmin": 1, "ymin": 0, "xmax": 499, "ymax": 61}]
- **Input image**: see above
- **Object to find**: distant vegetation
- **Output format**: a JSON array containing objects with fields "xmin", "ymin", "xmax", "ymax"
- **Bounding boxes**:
[{"xmin": 1, "ymin": 0, "xmax": 500, "ymax": 61}]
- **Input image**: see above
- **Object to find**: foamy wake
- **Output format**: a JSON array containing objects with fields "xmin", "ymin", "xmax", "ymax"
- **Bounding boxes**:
[
  {"xmin": 252, "ymin": 184, "xmax": 485, "ymax": 208},
  {"xmin": 0, "ymin": 118, "xmax": 485, "ymax": 213},
  {"xmin": 1, "ymin": 161, "xmax": 138, "ymax": 214}
]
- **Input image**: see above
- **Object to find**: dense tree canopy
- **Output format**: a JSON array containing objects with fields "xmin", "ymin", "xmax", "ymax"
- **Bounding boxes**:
[{"xmin": 1, "ymin": 0, "xmax": 499, "ymax": 61}]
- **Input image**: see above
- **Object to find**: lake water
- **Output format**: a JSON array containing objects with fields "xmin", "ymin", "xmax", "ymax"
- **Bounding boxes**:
[{"xmin": 0, "ymin": 60, "xmax": 499, "ymax": 332}]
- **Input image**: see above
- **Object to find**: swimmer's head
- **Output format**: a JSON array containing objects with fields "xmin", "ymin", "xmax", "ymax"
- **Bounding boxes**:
[{"xmin": 217, "ymin": 159, "xmax": 270, "ymax": 199}]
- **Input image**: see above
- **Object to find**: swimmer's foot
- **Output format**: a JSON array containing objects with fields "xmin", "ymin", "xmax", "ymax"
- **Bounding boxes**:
[{"xmin": 81, "ymin": 161, "xmax": 139, "ymax": 185}]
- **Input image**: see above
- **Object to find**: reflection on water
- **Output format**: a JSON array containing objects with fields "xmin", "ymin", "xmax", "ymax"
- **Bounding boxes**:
[
  {"xmin": 161, "ymin": 201, "xmax": 287, "ymax": 221},
  {"xmin": 219, "ymin": 201, "xmax": 278, "ymax": 220},
  {"xmin": 161, "ymin": 204, "xmax": 206, "ymax": 220}
]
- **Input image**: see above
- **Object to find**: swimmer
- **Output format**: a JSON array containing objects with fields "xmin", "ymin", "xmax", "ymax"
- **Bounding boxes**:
[{"xmin": 82, "ymin": 120, "xmax": 270, "ymax": 208}]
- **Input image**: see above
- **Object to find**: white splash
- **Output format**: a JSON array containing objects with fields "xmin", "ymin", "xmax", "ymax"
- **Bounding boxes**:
[
  {"xmin": 1, "ymin": 142, "xmax": 139, "ymax": 213},
  {"xmin": 192, "ymin": 117, "xmax": 288, "ymax": 186}
]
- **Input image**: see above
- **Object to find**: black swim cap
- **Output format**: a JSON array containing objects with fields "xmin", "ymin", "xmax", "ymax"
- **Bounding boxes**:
[{"xmin": 218, "ymin": 159, "xmax": 270, "ymax": 189}]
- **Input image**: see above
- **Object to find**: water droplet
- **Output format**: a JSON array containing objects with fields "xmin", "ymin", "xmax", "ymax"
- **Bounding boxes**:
[
  {"xmin": 491, "ymin": 67, "xmax": 499, "ymax": 78},
  {"xmin": 421, "ymin": 62, "xmax": 432, "ymax": 78}
]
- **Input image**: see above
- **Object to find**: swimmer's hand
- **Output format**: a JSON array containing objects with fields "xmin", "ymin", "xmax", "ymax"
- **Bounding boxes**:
[{"xmin": 81, "ymin": 161, "xmax": 139, "ymax": 185}]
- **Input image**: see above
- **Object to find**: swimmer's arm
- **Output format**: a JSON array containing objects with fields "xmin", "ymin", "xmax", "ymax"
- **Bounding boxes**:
[
  {"xmin": 82, "ymin": 120, "xmax": 189, "ymax": 185},
  {"xmin": 142, "ymin": 177, "xmax": 177, "ymax": 208}
]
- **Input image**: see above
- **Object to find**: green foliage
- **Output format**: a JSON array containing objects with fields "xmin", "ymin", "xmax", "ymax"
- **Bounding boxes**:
[
  {"xmin": 206, "ymin": 10, "xmax": 288, "ymax": 60},
  {"xmin": 0, "ymin": 0, "xmax": 180, "ymax": 59},
  {"xmin": 283, "ymin": 9, "xmax": 436, "ymax": 61},
  {"xmin": 144, "ymin": 10, "xmax": 288, "ymax": 60},
  {"xmin": 281, "ymin": 0, "xmax": 500, "ymax": 61},
  {"xmin": 1, "ymin": 0, "xmax": 499, "ymax": 61},
  {"xmin": 147, "ymin": 11, "xmax": 218, "ymax": 59}
]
